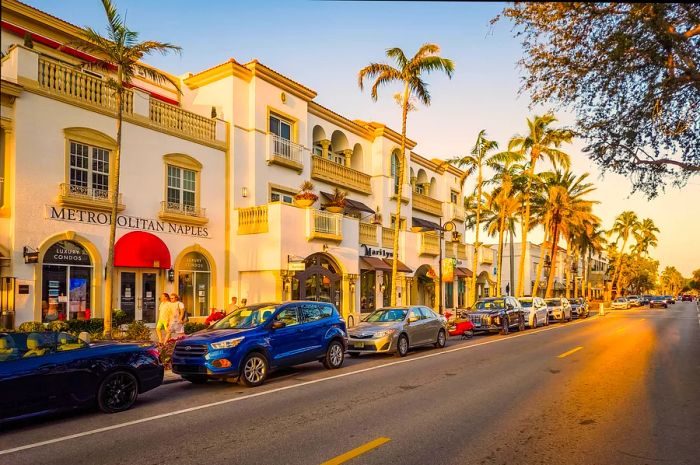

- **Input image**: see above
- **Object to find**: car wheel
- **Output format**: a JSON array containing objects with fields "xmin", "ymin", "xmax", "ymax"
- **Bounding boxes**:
[
  {"xmin": 434, "ymin": 329, "xmax": 447, "ymax": 348},
  {"xmin": 182, "ymin": 375, "xmax": 208, "ymax": 384},
  {"xmin": 518, "ymin": 315, "xmax": 526, "ymax": 332},
  {"xmin": 239, "ymin": 352, "xmax": 268, "ymax": 387},
  {"xmin": 97, "ymin": 370, "xmax": 139, "ymax": 413},
  {"xmin": 500, "ymin": 317, "xmax": 510, "ymax": 335},
  {"xmin": 532, "ymin": 316, "xmax": 537, "ymax": 329},
  {"xmin": 323, "ymin": 340, "xmax": 345, "ymax": 369},
  {"xmin": 397, "ymin": 334, "xmax": 409, "ymax": 357}
]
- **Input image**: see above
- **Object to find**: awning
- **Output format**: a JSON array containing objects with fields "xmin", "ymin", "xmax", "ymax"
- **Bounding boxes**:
[
  {"xmin": 383, "ymin": 259, "xmax": 413, "ymax": 273},
  {"xmin": 114, "ymin": 231, "xmax": 171, "ymax": 269},
  {"xmin": 360, "ymin": 257, "xmax": 392, "ymax": 272},
  {"xmin": 412, "ymin": 217, "xmax": 443, "ymax": 231},
  {"xmin": 321, "ymin": 192, "xmax": 375, "ymax": 215},
  {"xmin": 455, "ymin": 267, "xmax": 473, "ymax": 278}
]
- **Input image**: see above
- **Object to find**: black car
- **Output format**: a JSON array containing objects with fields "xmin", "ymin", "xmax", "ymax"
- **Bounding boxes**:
[
  {"xmin": 664, "ymin": 295, "xmax": 676, "ymax": 304},
  {"xmin": 0, "ymin": 331, "xmax": 163, "ymax": 422},
  {"xmin": 465, "ymin": 297, "xmax": 525, "ymax": 335},
  {"xmin": 649, "ymin": 296, "xmax": 668, "ymax": 309},
  {"xmin": 569, "ymin": 298, "xmax": 589, "ymax": 319},
  {"xmin": 640, "ymin": 295, "xmax": 652, "ymax": 306}
]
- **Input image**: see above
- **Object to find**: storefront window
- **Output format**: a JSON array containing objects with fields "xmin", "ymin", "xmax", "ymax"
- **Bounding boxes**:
[
  {"xmin": 445, "ymin": 282, "xmax": 454, "ymax": 309},
  {"xmin": 360, "ymin": 270, "xmax": 376, "ymax": 314},
  {"xmin": 457, "ymin": 278, "xmax": 466, "ymax": 308},
  {"xmin": 41, "ymin": 241, "xmax": 92, "ymax": 322},
  {"xmin": 178, "ymin": 252, "xmax": 211, "ymax": 317}
]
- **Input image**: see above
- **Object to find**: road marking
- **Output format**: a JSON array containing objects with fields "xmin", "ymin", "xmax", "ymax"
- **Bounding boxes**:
[
  {"xmin": 320, "ymin": 437, "xmax": 391, "ymax": 465},
  {"xmin": 557, "ymin": 346, "xmax": 584, "ymax": 358},
  {"xmin": 0, "ymin": 315, "xmax": 597, "ymax": 456},
  {"xmin": 614, "ymin": 327, "xmax": 627, "ymax": 334}
]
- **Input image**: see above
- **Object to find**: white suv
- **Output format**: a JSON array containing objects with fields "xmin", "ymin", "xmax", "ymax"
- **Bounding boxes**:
[{"xmin": 517, "ymin": 297, "xmax": 549, "ymax": 328}]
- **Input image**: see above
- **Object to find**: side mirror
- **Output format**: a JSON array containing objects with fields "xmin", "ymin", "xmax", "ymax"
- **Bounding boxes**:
[
  {"xmin": 408, "ymin": 316, "xmax": 419, "ymax": 324},
  {"xmin": 271, "ymin": 320, "xmax": 286, "ymax": 330},
  {"xmin": 506, "ymin": 304, "xmax": 514, "ymax": 311}
]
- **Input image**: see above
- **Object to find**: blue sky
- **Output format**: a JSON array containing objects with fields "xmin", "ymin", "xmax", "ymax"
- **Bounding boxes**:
[{"xmin": 22, "ymin": 0, "xmax": 700, "ymax": 275}]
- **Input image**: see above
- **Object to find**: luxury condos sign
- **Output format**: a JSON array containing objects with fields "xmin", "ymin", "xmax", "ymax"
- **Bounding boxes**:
[{"xmin": 45, "ymin": 206, "xmax": 210, "ymax": 238}]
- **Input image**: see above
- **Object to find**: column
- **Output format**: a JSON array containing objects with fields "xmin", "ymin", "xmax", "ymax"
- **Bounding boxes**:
[
  {"xmin": 319, "ymin": 139, "xmax": 331, "ymax": 159},
  {"xmin": 340, "ymin": 149, "xmax": 353, "ymax": 167}
]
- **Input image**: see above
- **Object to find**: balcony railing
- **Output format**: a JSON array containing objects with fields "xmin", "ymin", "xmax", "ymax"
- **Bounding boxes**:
[
  {"xmin": 359, "ymin": 222, "xmax": 379, "ymax": 246},
  {"xmin": 238, "ymin": 205, "xmax": 269, "ymax": 235},
  {"xmin": 267, "ymin": 134, "xmax": 304, "ymax": 171},
  {"xmin": 479, "ymin": 246, "xmax": 494, "ymax": 265},
  {"xmin": 58, "ymin": 183, "xmax": 123, "ymax": 211},
  {"xmin": 445, "ymin": 243, "xmax": 457, "ymax": 259},
  {"xmin": 445, "ymin": 202, "xmax": 466, "ymax": 222},
  {"xmin": 160, "ymin": 201, "xmax": 206, "ymax": 218},
  {"xmin": 457, "ymin": 243, "xmax": 468, "ymax": 261},
  {"xmin": 308, "ymin": 209, "xmax": 342, "ymax": 241},
  {"xmin": 382, "ymin": 227, "xmax": 396, "ymax": 249},
  {"xmin": 150, "ymin": 99, "xmax": 216, "ymax": 142},
  {"xmin": 311, "ymin": 156, "xmax": 372, "ymax": 194},
  {"xmin": 38, "ymin": 57, "xmax": 133, "ymax": 114},
  {"xmin": 412, "ymin": 192, "xmax": 443, "ymax": 217},
  {"xmin": 420, "ymin": 232, "xmax": 440, "ymax": 256}
]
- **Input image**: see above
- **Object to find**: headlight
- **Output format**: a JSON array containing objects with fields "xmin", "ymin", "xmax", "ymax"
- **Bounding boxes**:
[
  {"xmin": 373, "ymin": 329, "xmax": 397, "ymax": 338},
  {"xmin": 211, "ymin": 337, "xmax": 244, "ymax": 350}
]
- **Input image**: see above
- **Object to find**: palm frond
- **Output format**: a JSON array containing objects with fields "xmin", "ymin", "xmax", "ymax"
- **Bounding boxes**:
[{"xmin": 385, "ymin": 47, "xmax": 408, "ymax": 68}]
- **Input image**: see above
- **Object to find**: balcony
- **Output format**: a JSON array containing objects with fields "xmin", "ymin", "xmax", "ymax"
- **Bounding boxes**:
[
  {"xmin": 420, "ymin": 232, "xmax": 440, "ymax": 256},
  {"xmin": 445, "ymin": 243, "xmax": 457, "ymax": 259},
  {"xmin": 445, "ymin": 202, "xmax": 466, "ymax": 222},
  {"xmin": 479, "ymin": 246, "xmax": 494, "ymax": 265},
  {"xmin": 359, "ymin": 222, "xmax": 379, "ymax": 246},
  {"xmin": 57, "ymin": 183, "xmax": 124, "ymax": 212},
  {"xmin": 457, "ymin": 243, "xmax": 468, "ymax": 261},
  {"xmin": 311, "ymin": 156, "xmax": 372, "ymax": 194},
  {"xmin": 149, "ymin": 99, "xmax": 216, "ymax": 144},
  {"xmin": 382, "ymin": 227, "xmax": 396, "ymax": 249},
  {"xmin": 412, "ymin": 192, "xmax": 443, "ymax": 217},
  {"xmin": 267, "ymin": 134, "xmax": 304, "ymax": 172},
  {"xmin": 237, "ymin": 205, "xmax": 269, "ymax": 235},
  {"xmin": 159, "ymin": 201, "xmax": 208, "ymax": 225},
  {"xmin": 307, "ymin": 209, "xmax": 342, "ymax": 241}
]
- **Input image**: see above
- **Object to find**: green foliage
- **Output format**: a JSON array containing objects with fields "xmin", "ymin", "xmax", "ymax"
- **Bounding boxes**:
[
  {"xmin": 125, "ymin": 320, "xmax": 152, "ymax": 341},
  {"xmin": 67, "ymin": 318, "xmax": 105, "ymax": 335},
  {"xmin": 18, "ymin": 321, "xmax": 45, "ymax": 332},
  {"xmin": 184, "ymin": 322, "xmax": 207, "ymax": 335},
  {"xmin": 156, "ymin": 339, "xmax": 177, "ymax": 370},
  {"xmin": 112, "ymin": 309, "xmax": 129, "ymax": 327},
  {"xmin": 47, "ymin": 320, "xmax": 69, "ymax": 332}
]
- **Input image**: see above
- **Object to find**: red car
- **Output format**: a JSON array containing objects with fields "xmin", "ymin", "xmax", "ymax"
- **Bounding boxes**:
[{"xmin": 681, "ymin": 295, "xmax": 693, "ymax": 302}]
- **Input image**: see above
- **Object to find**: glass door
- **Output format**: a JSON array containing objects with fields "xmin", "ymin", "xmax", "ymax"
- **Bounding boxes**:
[
  {"xmin": 120, "ymin": 272, "xmax": 137, "ymax": 322},
  {"xmin": 141, "ymin": 272, "xmax": 157, "ymax": 323}
]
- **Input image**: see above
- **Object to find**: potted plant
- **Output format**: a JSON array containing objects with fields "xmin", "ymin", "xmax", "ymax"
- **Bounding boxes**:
[
  {"xmin": 294, "ymin": 181, "xmax": 318, "ymax": 207},
  {"xmin": 371, "ymin": 207, "xmax": 382, "ymax": 225},
  {"xmin": 324, "ymin": 187, "xmax": 347, "ymax": 214}
]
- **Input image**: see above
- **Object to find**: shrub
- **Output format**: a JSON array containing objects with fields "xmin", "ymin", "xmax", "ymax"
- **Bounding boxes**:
[
  {"xmin": 47, "ymin": 320, "xmax": 69, "ymax": 332},
  {"xmin": 125, "ymin": 320, "xmax": 152, "ymax": 341},
  {"xmin": 18, "ymin": 321, "xmax": 45, "ymax": 332},
  {"xmin": 112, "ymin": 309, "xmax": 129, "ymax": 327},
  {"xmin": 184, "ymin": 322, "xmax": 207, "ymax": 335}
]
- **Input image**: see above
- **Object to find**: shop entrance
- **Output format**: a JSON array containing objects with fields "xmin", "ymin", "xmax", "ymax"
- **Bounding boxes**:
[
  {"xmin": 292, "ymin": 253, "xmax": 342, "ymax": 309},
  {"xmin": 41, "ymin": 240, "xmax": 93, "ymax": 322},
  {"xmin": 413, "ymin": 264, "xmax": 436, "ymax": 308},
  {"xmin": 118, "ymin": 269, "xmax": 158, "ymax": 323},
  {"xmin": 177, "ymin": 252, "xmax": 211, "ymax": 317}
]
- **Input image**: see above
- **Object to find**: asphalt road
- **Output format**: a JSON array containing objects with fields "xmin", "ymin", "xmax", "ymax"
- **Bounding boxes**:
[{"xmin": 2, "ymin": 302, "xmax": 699, "ymax": 465}]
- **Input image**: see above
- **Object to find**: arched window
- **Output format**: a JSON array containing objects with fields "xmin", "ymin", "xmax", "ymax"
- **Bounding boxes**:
[
  {"xmin": 42, "ymin": 240, "xmax": 93, "ymax": 322},
  {"xmin": 391, "ymin": 152, "xmax": 400, "ymax": 195}
]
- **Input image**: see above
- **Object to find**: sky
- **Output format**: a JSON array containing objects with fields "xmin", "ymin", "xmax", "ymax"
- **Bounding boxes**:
[{"xmin": 22, "ymin": 0, "xmax": 700, "ymax": 276}]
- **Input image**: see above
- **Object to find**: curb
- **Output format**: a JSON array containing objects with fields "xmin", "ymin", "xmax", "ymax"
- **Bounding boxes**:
[{"xmin": 163, "ymin": 372, "xmax": 185, "ymax": 385}]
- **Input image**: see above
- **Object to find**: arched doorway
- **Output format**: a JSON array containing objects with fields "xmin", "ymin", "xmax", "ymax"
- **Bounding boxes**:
[
  {"xmin": 292, "ymin": 253, "xmax": 342, "ymax": 309},
  {"xmin": 41, "ymin": 240, "xmax": 93, "ymax": 322},
  {"xmin": 476, "ymin": 271, "xmax": 492, "ymax": 299},
  {"xmin": 413, "ymin": 264, "xmax": 436, "ymax": 307},
  {"xmin": 177, "ymin": 252, "xmax": 211, "ymax": 317}
]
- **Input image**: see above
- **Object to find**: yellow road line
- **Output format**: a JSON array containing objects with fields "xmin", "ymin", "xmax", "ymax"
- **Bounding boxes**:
[
  {"xmin": 321, "ymin": 437, "xmax": 391, "ymax": 465},
  {"xmin": 557, "ymin": 346, "xmax": 584, "ymax": 358}
]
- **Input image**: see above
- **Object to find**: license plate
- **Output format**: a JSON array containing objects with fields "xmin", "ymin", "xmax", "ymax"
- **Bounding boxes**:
[
  {"xmin": 474, "ymin": 322, "xmax": 481, "ymax": 327},
  {"xmin": 354, "ymin": 342, "xmax": 365, "ymax": 348}
]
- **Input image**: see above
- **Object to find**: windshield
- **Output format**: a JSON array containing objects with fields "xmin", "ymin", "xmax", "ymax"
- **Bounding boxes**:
[
  {"xmin": 615, "ymin": 298, "xmax": 626, "ymax": 302},
  {"xmin": 474, "ymin": 299, "xmax": 506, "ymax": 310},
  {"xmin": 545, "ymin": 299, "xmax": 561, "ymax": 307},
  {"xmin": 519, "ymin": 299, "xmax": 533, "ymax": 307},
  {"xmin": 364, "ymin": 309, "xmax": 407, "ymax": 322},
  {"xmin": 210, "ymin": 304, "xmax": 278, "ymax": 330}
]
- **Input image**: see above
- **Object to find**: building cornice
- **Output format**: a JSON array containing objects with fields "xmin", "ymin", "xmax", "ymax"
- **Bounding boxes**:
[
  {"xmin": 308, "ymin": 101, "xmax": 373, "ymax": 140},
  {"xmin": 359, "ymin": 121, "xmax": 417, "ymax": 150},
  {"xmin": 244, "ymin": 60, "xmax": 317, "ymax": 101},
  {"xmin": 184, "ymin": 59, "xmax": 252, "ymax": 89}
]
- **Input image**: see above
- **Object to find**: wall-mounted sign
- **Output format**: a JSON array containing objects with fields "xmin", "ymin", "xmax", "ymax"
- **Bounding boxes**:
[
  {"xmin": 288, "ymin": 262, "xmax": 306, "ymax": 272},
  {"xmin": 18, "ymin": 284, "xmax": 30, "ymax": 295},
  {"xmin": 182, "ymin": 252, "xmax": 210, "ymax": 271},
  {"xmin": 361, "ymin": 245, "xmax": 393, "ymax": 259},
  {"xmin": 46, "ymin": 206, "xmax": 210, "ymax": 238},
  {"xmin": 44, "ymin": 241, "xmax": 91, "ymax": 265}
]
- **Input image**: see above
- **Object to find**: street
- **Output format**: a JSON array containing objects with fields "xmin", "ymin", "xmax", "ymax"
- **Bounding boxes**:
[{"xmin": 1, "ymin": 302, "xmax": 699, "ymax": 465}]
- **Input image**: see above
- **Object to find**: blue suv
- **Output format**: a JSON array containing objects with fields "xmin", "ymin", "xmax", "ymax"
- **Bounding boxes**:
[{"xmin": 172, "ymin": 302, "xmax": 347, "ymax": 387}]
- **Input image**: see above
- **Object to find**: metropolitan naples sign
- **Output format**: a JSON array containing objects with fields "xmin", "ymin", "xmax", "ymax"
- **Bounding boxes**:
[{"xmin": 45, "ymin": 206, "xmax": 210, "ymax": 238}]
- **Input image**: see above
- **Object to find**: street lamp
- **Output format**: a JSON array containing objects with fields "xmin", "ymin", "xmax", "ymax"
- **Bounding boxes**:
[
  {"xmin": 438, "ymin": 220, "xmax": 456, "ymax": 315},
  {"xmin": 542, "ymin": 255, "xmax": 552, "ymax": 298}
]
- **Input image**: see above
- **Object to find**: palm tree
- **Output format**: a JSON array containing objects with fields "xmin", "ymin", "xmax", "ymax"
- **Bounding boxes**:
[
  {"xmin": 358, "ymin": 44, "xmax": 454, "ymax": 306},
  {"xmin": 574, "ymin": 224, "xmax": 606, "ymax": 299},
  {"xmin": 608, "ymin": 211, "xmax": 640, "ymax": 296},
  {"xmin": 508, "ymin": 114, "xmax": 574, "ymax": 297},
  {"xmin": 73, "ymin": 0, "xmax": 181, "ymax": 337},
  {"xmin": 632, "ymin": 218, "xmax": 660, "ymax": 257},
  {"xmin": 482, "ymin": 182, "xmax": 520, "ymax": 297},
  {"xmin": 446, "ymin": 130, "xmax": 503, "ymax": 305}
]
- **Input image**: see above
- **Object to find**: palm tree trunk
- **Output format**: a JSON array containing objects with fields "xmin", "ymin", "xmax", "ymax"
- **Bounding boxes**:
[
  {"xmin": 390, "ymin": 82, "xmax": 410, "ymax": 306},
  {"xmin": 516, "ymin": 150, "xmax": 538, "ymax": 296},
  {"xmin": 565, "ymin": 242, "xmax": 572, "ymax": 299},
  {"xmin": 103, "ymin": 86, "xmax": 124, "ymax": 338},
  {"xmin": 469, "ymin": 166, "xmax": 483, "ymax": 305},
  {"xmin": 545, "ymin": 223, "xmax": 560, "ymax": 298},
  {"xmin": 532, "ymin": 227, "xmax": 550, "ymax": 298},
  {"xmin": 496, "ymin": 213, "xmax": 505, "ymax": 297},
  {"xmin": 614, "ymin": 236, "xmax": 629, "ymax": 296}
]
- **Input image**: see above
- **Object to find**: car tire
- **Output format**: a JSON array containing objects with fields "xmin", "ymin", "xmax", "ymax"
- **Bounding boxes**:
[
  {"xmin": 97, "ymin": 370, "xmax": 139, "ymax": 413},
  {"xmin": 532, "ymin": 316, "xmax": 537, "ymax": 329},
  {"xmin": 500, "ymin": 317, "xmax": 510, "ymax": 335},
  {"xmin": 182, "ymin": 375, "xmax": 208, "ymax": 384},
  {"xmin": 434, "ymin": 329, "xmax": 447, "ymax": 348},
  {"xmin": 518, "ymin": 315, "xmax": 526, "ymax": 332},
  {"xmin": 322, "ymin": 340, "xmax": 345, "ymax": 369},
  {"xmin": 239, "ymin": 352, "xmax": 268, "ymax": 387},
  {"xmin": 397, "ymin": 334, "xmax": 409, "ymax": 357}
]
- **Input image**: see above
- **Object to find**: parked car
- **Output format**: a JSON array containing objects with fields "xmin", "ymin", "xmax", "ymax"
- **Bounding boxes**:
[
  {"xmin": 172, "ymin": 302, "xmax": 346, "ymax": 387},
  {"xmin": 347, "ymin": 306, "xmax": 448, "ymax": 357},
  {"xmin": 0, "ymin": 331, "xmax": 163, "ymax": 422},
  {"xmin": 545, "ymin": 298, "xmax": 572, "ymax": 322},
  {"xmin": 681, "ymin": 294, "xmax": 693, "ymax": 302},
  {"xmin": 517, "ymin": 296, "xmax": 549, "ymax": 328},
  {"xmin": 626, "ymin": 295, "xmax": 642, "ymax": 307},
  {"xmin": 611, "ymin": 297, "xmax": 631, "ymax": 310},
  {"xmin": 649, "ymin": 296, "xmax": 668, "ymax": 309},
  {"xmin": 664, "ymin": 295, "xmax": 676, "ymax": 304},
  {"xmin": 465, "ymin": 297, "xmax": 525, "ymax": 335},
  {"xmin": 640, "ymin": 295, "xmax": 653, "ymax": 306},
  {"xmin": 569, "ymin": 298, "xmax": 589, "ymax": 319}
]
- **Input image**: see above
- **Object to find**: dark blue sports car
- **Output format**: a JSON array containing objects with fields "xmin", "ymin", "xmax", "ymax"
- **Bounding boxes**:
[{"xmin": 0, "ymin": 331, "xmax": 163, "ymax": 422}]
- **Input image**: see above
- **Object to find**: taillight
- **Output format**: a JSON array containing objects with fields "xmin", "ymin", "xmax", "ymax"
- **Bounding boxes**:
[{"xmin": 147, "ymin": 348, "xmax": 160, "ymax": 360}]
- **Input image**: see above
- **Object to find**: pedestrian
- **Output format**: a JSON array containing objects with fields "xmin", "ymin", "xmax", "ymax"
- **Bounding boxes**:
[
  {"xmin": 241, "ymin": 298, "xmax": 247, "ymax": 307},
  {"xmin": 156, "ymin": 293, "xmax": 172, "ymax": 343},
  {"xmin": 169, "ymin": 293, "xmax": 186, "ymax": 337},
  {"xmin": 227, "ymin": 296, "xmax": 239, "ymax": 314}
]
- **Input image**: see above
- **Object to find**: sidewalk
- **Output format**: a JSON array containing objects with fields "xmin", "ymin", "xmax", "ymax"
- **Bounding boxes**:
[{"xmin": 163, "ymin": 370, "xmax": 183, "ymax": 385}]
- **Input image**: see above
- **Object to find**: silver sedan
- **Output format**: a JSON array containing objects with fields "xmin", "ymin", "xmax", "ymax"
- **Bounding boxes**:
[{"xmin": 347, "ymin": 306, "xmax": 448, "ymax": 357}]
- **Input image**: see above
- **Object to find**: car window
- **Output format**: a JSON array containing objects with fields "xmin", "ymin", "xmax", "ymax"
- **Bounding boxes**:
[
  {"xmin": 320, "ymin": 304, "xmax": 334, "ymax": 319},
  {"xmin": 409, "ymin": 308, "xmax": 422, "ymax": 321},
  {"xmin": 419, "ymin": 307, "xmax": 435, "ymax": 320},
  {"xmin": 301, "ymin": 304, "xmax": 324, "ymax": 323},
  {"xmin": 275, "ymin": 307, "xmax": 300, "ymax": 327}
]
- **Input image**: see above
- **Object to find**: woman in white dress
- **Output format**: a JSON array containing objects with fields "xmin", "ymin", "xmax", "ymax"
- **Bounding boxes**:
[{"xmin": 169, "ymin": 293, "xmax": 186, "ymax": 337}]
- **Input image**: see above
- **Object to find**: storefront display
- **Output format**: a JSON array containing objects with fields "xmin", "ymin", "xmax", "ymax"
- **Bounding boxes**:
[
  {"xmin": 178, "ymin": 252, "xmax": 211, "ymax": 317},
  {"xmin": 41, "ymin": 241, "xmax": 92, "ymax": 322}
]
